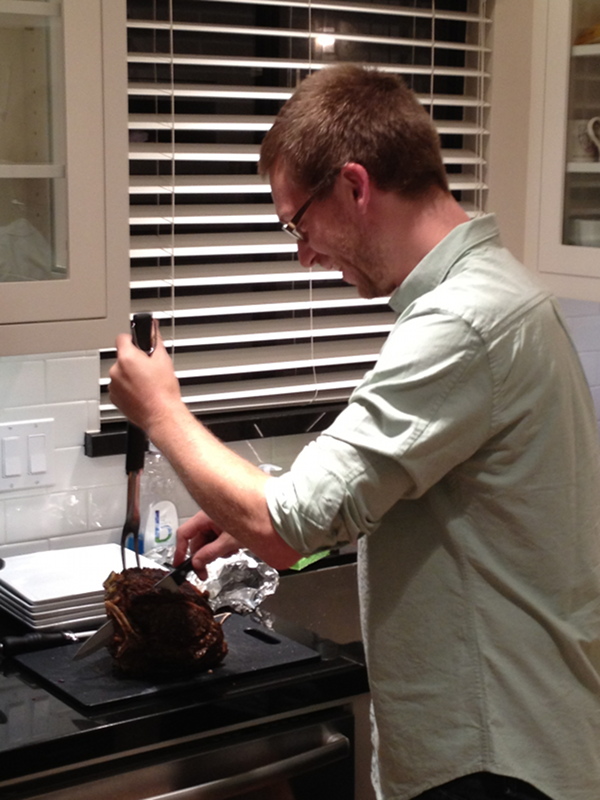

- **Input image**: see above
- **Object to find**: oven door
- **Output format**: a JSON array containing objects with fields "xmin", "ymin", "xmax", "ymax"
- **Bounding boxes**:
[{"xmin": 8, "ymin": 707, "xmax": 355, "ymax": 800}]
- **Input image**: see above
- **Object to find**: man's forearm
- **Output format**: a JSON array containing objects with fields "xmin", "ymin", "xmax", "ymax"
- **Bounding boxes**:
[{"xmin": 145, "ymin": 400, "xmax": 300, "ymax": 569}]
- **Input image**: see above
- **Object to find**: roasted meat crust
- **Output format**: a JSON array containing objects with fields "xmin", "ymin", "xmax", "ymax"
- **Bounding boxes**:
[{"xmin": 103, "ymin": 567, "xmax": 227, "ymax": 678}]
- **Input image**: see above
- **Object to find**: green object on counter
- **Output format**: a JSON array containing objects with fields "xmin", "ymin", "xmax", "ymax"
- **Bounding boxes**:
[{"xmin": 289, "ymin": 550, "xmax": 331, "ymax": 571}]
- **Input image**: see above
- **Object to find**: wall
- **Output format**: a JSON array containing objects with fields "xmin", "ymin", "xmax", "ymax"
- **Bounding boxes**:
[
  {"xmin": 0, "ymin": 354, "xmax": 316, "ymax": 558},
  {"xmin": 1, "ymin": 294, "xmax": 600, "ymax": 558}
]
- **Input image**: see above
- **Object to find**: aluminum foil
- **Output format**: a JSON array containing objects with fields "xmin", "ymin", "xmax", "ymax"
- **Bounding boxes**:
[
  {"xmin": 144, "ymin": 545, "xmax": 279, "ymax": 615},
  {"xmin": 199, "ymin": 550, "xmax": 279, "ymax": 614}
]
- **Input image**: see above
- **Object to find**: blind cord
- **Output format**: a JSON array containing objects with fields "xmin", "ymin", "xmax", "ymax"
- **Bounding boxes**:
[
  {"xmin": 169, "ymin": 0, "xmax": 176, "ymax": 358},
  {"xmin": 307, "ymin": 0, "xmax": 319, "ymax": 407}
]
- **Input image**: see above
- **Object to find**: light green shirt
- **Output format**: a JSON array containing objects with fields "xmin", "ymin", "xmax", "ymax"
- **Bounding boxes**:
[{"xmin": 266, "ymin": 215, "xmax": 600, "ymax": 800}]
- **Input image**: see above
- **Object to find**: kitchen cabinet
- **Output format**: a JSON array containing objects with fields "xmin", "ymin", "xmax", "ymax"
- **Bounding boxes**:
[
  {"xmin": 0, "ymin": 0, "xmax": 129, "ymax": 356},
  {"xmin": 526, "ymin": 0, "xmax": 600, "ymax": 300}
]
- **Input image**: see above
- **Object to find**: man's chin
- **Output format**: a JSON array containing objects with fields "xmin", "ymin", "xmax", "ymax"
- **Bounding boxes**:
[{"xmin": 348, "ymin": 280, "xmax": 375, "ymax": 299}]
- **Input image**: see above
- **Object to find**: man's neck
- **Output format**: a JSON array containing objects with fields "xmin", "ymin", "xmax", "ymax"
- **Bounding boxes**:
[{"xmin": 375, "ymin": 189, "xmax": 471, "ymax": 288}]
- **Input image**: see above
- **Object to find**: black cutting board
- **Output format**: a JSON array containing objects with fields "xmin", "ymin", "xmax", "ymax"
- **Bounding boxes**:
[{"xmin": 14, "ymin": 614, "xmax": 319, "ymax": 709}]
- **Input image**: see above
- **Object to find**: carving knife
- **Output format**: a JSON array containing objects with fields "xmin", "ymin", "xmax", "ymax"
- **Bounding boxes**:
[
  {"xmin": 73, "ymin": 558, "xmax": 195, "ymax": 660},
  {"xmin": 1, "ymin": 630, "xmax": 96, "ymax": 657}
]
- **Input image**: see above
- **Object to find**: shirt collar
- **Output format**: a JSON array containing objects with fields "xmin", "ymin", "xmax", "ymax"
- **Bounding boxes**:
[{"xmin": 389, "ymin": 213, "xmax": 501, "ymax": 314}]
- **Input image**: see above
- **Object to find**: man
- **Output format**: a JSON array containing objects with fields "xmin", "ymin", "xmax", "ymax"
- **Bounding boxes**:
[{"xmin": 109, "ymin": 65, "xmax": 600, "ymax": 800}]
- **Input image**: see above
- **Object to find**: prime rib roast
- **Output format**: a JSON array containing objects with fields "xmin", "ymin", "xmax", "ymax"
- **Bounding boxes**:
[{"xmin": 103, "ymin": 567, "xmax": 228, "ymax": 678}]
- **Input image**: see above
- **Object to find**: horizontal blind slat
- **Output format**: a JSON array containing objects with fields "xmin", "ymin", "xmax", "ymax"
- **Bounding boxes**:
[
  {"xmin": 101, "ymin": 313, "xmax": 396, "ymax": 355},
  {"xmin": 127, "ymin": 83, "xmax": 488, "ymax": 110},
  {"xmin": 101, "ymin": 368, "xmax": 371, "ymax": 417},
  {"xmin": 131, "ymin": 287, "xmax": 391, "ymax": 317},
  {"xmin": 128, "ymin": 114, "xmax": 488, "ymax": 136},
  {"xmin": 127, "ymin": 19, "xmax": 489, "ymax": 54},
  {"xmin": 129, "ymin": 174, "xmax": 272, "ymax": 194},
  {"xmin": 130, "ymin": 260, "xmax": 333, "ymax": 287},
  {"xmin": 101, "ymin": 336, "xmax": 388, "ymax": 383},
  {"xmin": 136, "ymin": 0, "xmax": 490, "ymax": 25},
  {"xmin": 128, "ymin": 170, "xmax": 486, "ymax": 202},
  {"xmin": 127, "ymin": 52, "xmax": 489, "ymax": 79},
  {"xmin": 128, "ymin": 143, "xmax": 484, "ymax": 165}
]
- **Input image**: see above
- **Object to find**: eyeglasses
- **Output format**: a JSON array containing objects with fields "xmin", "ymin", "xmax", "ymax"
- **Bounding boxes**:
[
  {"xmin": 281, "ymin": 194, "xmax": 318, "ymax": 242},
  {"xmin": 280, "ymin": 170, "xmax": 340, "ymax": 242}
]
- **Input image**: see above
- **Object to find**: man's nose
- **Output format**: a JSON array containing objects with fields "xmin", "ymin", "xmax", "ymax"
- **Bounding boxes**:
[{"xmin": 297, "ymin": 240, "xmax": 319, "ymax": 269}]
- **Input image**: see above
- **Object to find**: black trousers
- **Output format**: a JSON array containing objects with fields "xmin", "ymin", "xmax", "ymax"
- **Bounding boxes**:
[{"xmin": 413, "ymin": 772, "xmax": 553, "ymax": 800}]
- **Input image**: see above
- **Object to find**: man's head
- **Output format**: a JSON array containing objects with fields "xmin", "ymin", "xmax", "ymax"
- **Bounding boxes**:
[{"xmin": 259, "ymin": 64, "xmax": 448, "ymax": 200}]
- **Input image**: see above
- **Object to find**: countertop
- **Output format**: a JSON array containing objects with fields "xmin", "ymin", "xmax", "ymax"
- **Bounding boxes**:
[{"xmin": 0, "ymin": 606, "xmax": 369, "ymax": 799}]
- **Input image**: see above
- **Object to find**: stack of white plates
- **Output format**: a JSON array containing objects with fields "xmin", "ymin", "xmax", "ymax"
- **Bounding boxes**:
[{"xmin": 0, "ymin": 543, "xmax": 157, "ymax": 631}]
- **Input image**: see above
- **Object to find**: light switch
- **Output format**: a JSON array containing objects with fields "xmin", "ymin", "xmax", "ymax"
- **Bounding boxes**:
[
  {"xmin": 28, "ymin": 434, "xmax": 47, "ymax": 474},
  {"xmin": 0, "ymin": 419, "xmax": 54, "ymax": 491},
  {"xmin": 2, "ymin": 436, "xmax": 21, "ymax": 478}
]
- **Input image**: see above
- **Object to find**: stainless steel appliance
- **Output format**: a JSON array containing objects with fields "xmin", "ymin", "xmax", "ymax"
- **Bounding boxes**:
[{"xmin": 6, "ymin": 705, "xmax": 355, "ymax": 800}]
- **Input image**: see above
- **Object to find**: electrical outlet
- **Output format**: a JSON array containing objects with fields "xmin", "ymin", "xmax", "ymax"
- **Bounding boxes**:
[{"xmin": 0, "ymin": 419, "xmax": 55, "ymax": 492}]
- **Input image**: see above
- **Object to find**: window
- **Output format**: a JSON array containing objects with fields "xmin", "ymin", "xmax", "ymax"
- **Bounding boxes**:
[{"xmin": 98, "ymin": 0, "xmax": 491, "ymax": 442}]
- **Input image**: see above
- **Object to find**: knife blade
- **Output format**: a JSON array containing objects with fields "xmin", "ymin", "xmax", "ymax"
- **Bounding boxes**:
[
  {"xmin": 72, "ymin": 618, "xmax": 114, "ymax": 660},
  {"xmin": 73, "ymin": 558, "xmax": 195, "ymax": 661},
  {"xmin": 153, "ymin": 556, "xmax": 194, "ymax": 592}
]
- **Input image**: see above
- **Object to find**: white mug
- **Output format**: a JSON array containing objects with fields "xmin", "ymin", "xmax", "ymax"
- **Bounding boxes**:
[
  {"xmin": 568, "ymin": 119, "xmax": 597, "ymax": 162},
  {"xmin": 587, "ymin": 116, "xmax": 600, "ymax": 157}
]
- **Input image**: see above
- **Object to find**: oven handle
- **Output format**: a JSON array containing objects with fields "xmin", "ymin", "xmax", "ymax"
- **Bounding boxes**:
[{"xmin": 144, "ymin": 732, "xmax": 350, "ymax": 800}]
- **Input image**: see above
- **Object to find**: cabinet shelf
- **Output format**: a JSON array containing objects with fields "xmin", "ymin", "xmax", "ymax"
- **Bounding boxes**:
[
  {"xmin": 572, "ymin": 42, "xmax": 600, "ymax": 57},
  {"xmin": 566, "ymin": 161, "xmax": 600, "ymax": 173},
  {"xmin": 0, "ymin": 1, "xmax": 60, "ymax": 22},
  {"xmin": 0, "ymin": 164, "xmax": 65, "ymax": 179}
]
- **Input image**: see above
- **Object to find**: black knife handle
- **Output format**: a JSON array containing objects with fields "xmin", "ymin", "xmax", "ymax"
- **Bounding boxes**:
[
  {"xmin": 131, "ymin": 312, "xmax": 154, "ymax": 354},
  {"xmin": 0, "ymin": 632, "xmax": 69, "ymax": 657},
  {"xmin": 172, "ymin": 557, "xmax": 195, "ymax": 585},
  {"xmin": 125, "ymin": 424, "xmax": 147, "ymax": 473},
  {"xmin": 125, "ymin": 313, "xmax": 155, "ymax": 473}
]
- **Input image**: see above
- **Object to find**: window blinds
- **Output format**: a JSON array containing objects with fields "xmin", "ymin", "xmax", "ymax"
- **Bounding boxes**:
[{"xmin": 100, "ymin": 0, "xmax": 491, "ymax": 425}]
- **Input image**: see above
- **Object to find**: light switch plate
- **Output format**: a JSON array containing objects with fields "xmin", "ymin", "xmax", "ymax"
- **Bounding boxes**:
[{"xmin": 0, "ymin": 419, "xmax": 55, "ymax": 492}]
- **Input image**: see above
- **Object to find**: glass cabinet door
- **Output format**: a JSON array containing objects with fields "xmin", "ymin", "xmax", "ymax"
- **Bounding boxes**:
[
  {"xmin": 563, "ymin": 1, "xmax": 600, "ymax": 248},
  {"xmin": 0, "ymin": 0, "xmax": 129, "ymax": 352},
  {"xmin": 534, "ymin": 0, "xmax": 600, "ymax": 292},
  {"xmin": 0, "ymin": 0, "xmax": 66, "ymax": 283}
]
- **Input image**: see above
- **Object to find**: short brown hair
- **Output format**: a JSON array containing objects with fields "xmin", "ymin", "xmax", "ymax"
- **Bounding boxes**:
[{"xmin": 259, "ymin": 64, "xmax": 448, "ymax": 198}]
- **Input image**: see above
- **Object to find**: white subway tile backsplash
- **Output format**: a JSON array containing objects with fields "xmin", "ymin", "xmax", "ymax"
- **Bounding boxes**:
[
  {"xmin": 51, "ymin": 402, "xmax": 95, "ymax": 448},
  {"xmin": 88, "ymin": 484, "xmax": 128, "ymax": 530},
  {"xmin": 48, "ymin": 529, "xmax": 118, "ymax": 550},
  {"xmin": 52, "ymin": 448, "xmax": 121, "ymax": 492},
  {"xmin": 0, "ymin": 359, "xmax": 46, "ymax": 408},
  {"xmin": 0, "ymin": 541, "xmax": 49, "ymax": 558},
  {"xmin": 5, "ymin": 489, "xmax": 89, "ymax": 543},
  {"xmin": 46, "ymin": 355, "xmax": 100, "ymax": 403},
  {"xmin": 86, "ymin": 400, "xmax": 101, "ymax": 431}
]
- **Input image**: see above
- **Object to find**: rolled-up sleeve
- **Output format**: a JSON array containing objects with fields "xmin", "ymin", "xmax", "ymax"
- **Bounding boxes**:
[
  {"xmin": 266, "ymin": 305, "xmax": 494, "ymax": 556},
  {"xmin": 265, "ymin": 435, "xmax": 416, "ymax": 554}
]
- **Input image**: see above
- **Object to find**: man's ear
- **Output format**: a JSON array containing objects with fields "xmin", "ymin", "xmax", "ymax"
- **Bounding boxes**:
[{"xmin": 340, "ymin": 162, "xmax": 370, "ymax": 213}]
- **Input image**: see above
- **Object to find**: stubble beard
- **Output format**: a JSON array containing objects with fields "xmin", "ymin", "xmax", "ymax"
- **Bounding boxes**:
[{"xmin": 331, "ymin": 224, "xmax": 391, "ymax": 299}]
